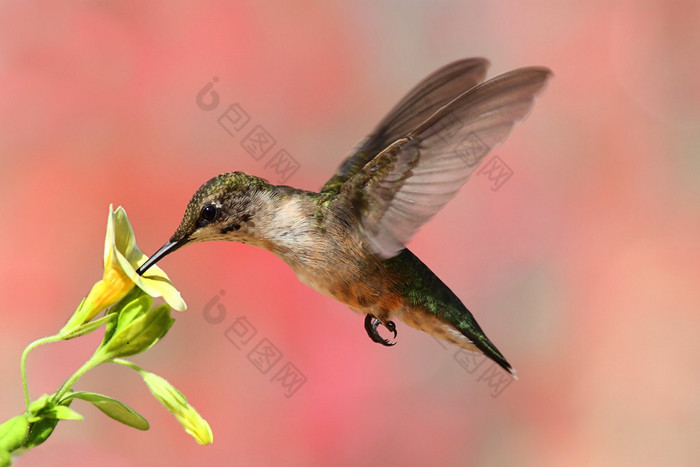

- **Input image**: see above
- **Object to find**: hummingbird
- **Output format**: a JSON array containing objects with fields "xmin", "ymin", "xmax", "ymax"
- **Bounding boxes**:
[{"xmin": 137, "ymin": 58, "xmax": 551, "ymax": 376}]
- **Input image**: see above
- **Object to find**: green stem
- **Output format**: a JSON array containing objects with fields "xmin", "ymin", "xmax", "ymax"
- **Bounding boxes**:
[
  {"xmin": 52, "ymin": 355, "xmax": 102, "ymax": 404},
  {"xmin": 21, "ymin": 335, "xmax": 63, "ymax": 410},
  {"xmin": 112, "ymin": 358, "xmax": 144, "ymax": 374},
  {"xmin": 21, "ymin": 313, "xmax": 117, "ymax": 410}
]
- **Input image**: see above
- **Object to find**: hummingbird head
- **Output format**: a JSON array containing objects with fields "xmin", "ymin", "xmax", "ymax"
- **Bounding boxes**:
[{"xmin": 136, "ymin": 172, "xmax": 272, "ymax": 275}]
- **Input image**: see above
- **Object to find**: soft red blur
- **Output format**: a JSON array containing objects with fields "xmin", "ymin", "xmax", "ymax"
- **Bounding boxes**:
[{"xmin": 1, "ymin": 2, "xmax": 699, "ymax": 466}]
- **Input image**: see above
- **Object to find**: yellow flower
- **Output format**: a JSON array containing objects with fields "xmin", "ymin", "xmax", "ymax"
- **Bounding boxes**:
[
  {"xmin": 141, "ymin": 372, "xmax": 213, "ymax": 445},
  {"xmin": 62, "ymin": 205, "xmax": 186, "ymax": 334}
]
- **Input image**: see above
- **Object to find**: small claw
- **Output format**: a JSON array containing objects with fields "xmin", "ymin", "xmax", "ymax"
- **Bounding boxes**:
[
  {"xmin": 384, "ymin": 320, "xmax": 397, "ymax": 339},
  {"xmin": 364, "ymin": 314, "xmax": 398, "ymax": 346}
]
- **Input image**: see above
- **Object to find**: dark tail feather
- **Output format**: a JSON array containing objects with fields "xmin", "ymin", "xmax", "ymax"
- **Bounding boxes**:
[
  {"xmin": 384, "ymin": 249, "xmax": 516, "ymax": 378},
  {"xmin": 465, "ymin": 323, "xmax": 517, "ymax": 379}
]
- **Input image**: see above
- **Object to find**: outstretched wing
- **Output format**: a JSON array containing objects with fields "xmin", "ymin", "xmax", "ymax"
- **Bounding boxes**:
[
  {"xmin": 344, "ymin": 67, "xmax": 552, "ymax": 258},
  {"xmin": 321, "ymin": 58, "xmax": 490, "ymax": 195}
]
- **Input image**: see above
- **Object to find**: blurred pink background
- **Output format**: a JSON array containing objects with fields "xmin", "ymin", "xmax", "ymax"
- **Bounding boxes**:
[{"xmin": 1, "ymin": 1, "xmax": 699, "ymax": 466}]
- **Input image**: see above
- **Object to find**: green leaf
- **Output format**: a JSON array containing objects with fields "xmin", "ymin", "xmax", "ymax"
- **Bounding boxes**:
[
  {"xmin": 26, "ymin": 395, "xmax": 51, "ymax": 421},
  {"xmin": 0, "ymin": 416, "xmax": 29, "ymax": 453},
  {"xmin": 116, "ymin": 293, "xmax": 153, "ymax": 331},
  {"xmin": 0, "ymin": 449, "xmax": 11, "ymax": 467},
  {"xmin": 22, "ymin": 418, "xmax": 59, "ymax": 450},
  {"xmin": 22, "ymin": 396, "xmax": 74, "ymax": 449},
  {"xmin": 102, "ymin": 308, "xmax": 119, "ymax": 345},
  {"xmin": 97, "ymin": 304, "xmax": 174, "ymax": 359},
  {"xmin": 60, "ymin": 297, "xmax": 86, "ymax": 334},
  {"xmin": 45, "ymin": 406, "xmax": 83, "ymax": 421},
  {"xmin": 29, "ymin": 396, "xmax": 82, "ymax": 421},
  {"xmin": 65, "ymin": 392, "xmax": 149, "ymax": 431},
  {"xmin": 60, "ymin": 313, "xmax": 116, "ymax": 340},
  {"xmin": 102, "ymin": 288, "xmax": 149, "ymax": 345}
]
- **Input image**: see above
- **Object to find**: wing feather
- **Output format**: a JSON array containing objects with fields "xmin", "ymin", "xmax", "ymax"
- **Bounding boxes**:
[
  {"xmin": 321, "ymin": 58, "xmax": 490, "ymax": 194},
  {"xmin": 345, "ymin": 66, "xmax": 552, "ymax": 258}
]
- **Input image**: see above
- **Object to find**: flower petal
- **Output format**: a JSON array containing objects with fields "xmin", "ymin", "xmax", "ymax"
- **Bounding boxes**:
[{"xmin": 110, "ymin": 206, "xmax": 187, "ymax": 311}]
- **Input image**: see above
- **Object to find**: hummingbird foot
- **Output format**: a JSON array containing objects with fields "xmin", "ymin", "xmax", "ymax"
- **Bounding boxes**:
[{"xmin": 364, "ymin": 314, "xmax": 397, "ymax": 346}]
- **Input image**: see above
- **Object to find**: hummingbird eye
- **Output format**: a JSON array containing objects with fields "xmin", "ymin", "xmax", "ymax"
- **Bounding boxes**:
[{"xmin": 199, "ymin": 204, "xmax": 219, "ymax": 225}]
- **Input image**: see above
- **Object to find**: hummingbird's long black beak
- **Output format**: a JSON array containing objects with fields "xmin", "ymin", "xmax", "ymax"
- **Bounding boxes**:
[{"xmin": 136, "ymin": 239, "xmax": 187, "ymax": 276}]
